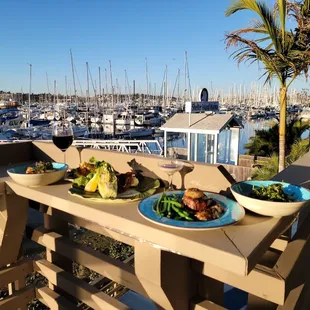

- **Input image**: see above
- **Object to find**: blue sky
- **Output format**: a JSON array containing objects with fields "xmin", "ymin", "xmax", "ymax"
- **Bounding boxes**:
[{"xmin": 0, "ymin": 0, "xmax": 308, "ymax": 95}]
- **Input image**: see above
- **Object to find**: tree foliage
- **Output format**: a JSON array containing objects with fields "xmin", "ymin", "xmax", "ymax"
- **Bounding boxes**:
[
  {"xmin": 245, "ymin": 118, "xmax": 309, "ymax": 156},
  {"xmin": 251, "ymin": 138, "xmax": 310, "ymax": 180},
  {"xmin": 225, "ymin": 0, "xmax": 310, "ymax": 171},
  {"xmin": 225, "ymin": 0, "xmax": 310, "ymax": 86}
]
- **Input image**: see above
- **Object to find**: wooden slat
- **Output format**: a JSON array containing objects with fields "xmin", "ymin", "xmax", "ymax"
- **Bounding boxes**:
[
  {"xmin": 0, "ymin": 230, "xmax": 3, "ymax": 245},
  {"xmin": 31, "ymin": 205, "xmax": 134, "ymax": 246},
  {"xmin": 0, "ymin": 286, "xmax": 35, "ymax": 310},
  {"xmin": 33, "ymin": 258, "xmax": 130, "ymax": 310},
  {"xmin": 0, "ymin": 211, "xmax": 6, "ymax": 232},
  {"xmin": 0, "ymin": 188, "xmax": 29, "ymax": 267},
  {"xmin": 191, "ymin": 260, "xmax": 285, "ymax": 305},
  {"xmin": 272, "ymin": 213, "xmax": 310, "ymax": 309},
  {"xmin": 36, "ymin": 286, "xmax": 79, "ymax": 310},
  {"xmin": 30, "ymin": 227, "xmax": 147, "ymax": 296},
  {"xmin": 270, "ymin": 237, "xmax": 289, "ymax": 252},
  {"xmin": 134, "ymin": 241, "xmax": 195, "ymax": 310},
  {"xmin": 191, "ymin": 299, "xmax": 226, "ymax": 310},
  {"xmin": 0, "ymin": 259, "xmax": 33, "ymax": 288}
]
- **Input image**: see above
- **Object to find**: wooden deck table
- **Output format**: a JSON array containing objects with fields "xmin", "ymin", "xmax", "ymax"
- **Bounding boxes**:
[
  {"xmin": 1, "ymin": 142, "xmax": 310, "ymax": 309},
  {"xmin": 3, "ymin": 176, "xmax": 297, "ymax": 309},
  {"xmin": 4, "ymin": 179, "xmax": 296, "ymax": 278}
]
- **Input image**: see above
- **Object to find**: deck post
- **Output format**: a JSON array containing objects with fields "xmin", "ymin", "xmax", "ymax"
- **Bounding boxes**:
[
  {"xmin": 0, "ymin": 182, "xmax": 28, "ymax": 268},
  {"xmin": 205, "ymin": 134, "xmax": 209, "ymax": 163},
  {"xmin": 231, "ymin": 127, "xmax": 240, "ymax": 165},
  {"xmin": 135, "ymin": 241, "xmax": 195, "ymax": 310},
  {"xmin": 164, "ymin": 130, "xmax": 167, "ymax": 158},
  {"xmin": 194, "ymin": 133, "xmax": 198, "ymax": 162},
  {"xmin": 214, "ymin": 134, "xmax": 218, "ymax": 164},
  {"xmin": 43, "ymin": 207, "xmax": 71, "ymax": 293},
  {"xmin": 187, "ymin": 132, "xmax": 191, "ymax": 160}
]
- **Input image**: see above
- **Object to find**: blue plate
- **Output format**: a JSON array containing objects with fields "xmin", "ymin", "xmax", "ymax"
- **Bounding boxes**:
[{"xmin": 138, "ymin": 191, "xmax": 245, "ymax": 230}]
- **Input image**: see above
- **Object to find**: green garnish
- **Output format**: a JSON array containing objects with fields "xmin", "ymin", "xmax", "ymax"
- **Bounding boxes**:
[{"xmin": 251, "ymin": 184, "xmax": 294, "ymax": 202}]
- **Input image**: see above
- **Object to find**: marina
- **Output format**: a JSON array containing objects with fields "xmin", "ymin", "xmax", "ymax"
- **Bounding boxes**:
[{"xmin": 0, "ymin": 92, "xmax": 307, "ymax": 163}]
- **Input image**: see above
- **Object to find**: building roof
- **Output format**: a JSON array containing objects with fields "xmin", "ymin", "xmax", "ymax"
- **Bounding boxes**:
[{"xmin": 160, "ymin": 113, "xmax": 242, "ymax": 134}]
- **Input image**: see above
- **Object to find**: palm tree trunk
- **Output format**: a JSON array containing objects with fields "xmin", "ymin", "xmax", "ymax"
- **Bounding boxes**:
[{"xmin": 279, "ymin": 86, "xmax": 287, "ymax": 172}]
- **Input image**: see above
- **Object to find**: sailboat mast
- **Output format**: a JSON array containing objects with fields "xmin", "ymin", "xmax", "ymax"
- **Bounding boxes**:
[
  {"xmin": 70, "ymin": 49, "xmax": 77, "ymax": 107},
  {"xmin": 46, "ymin": 72, "xmax": 50, "ymax": 105},
  {"xmin": 116, "ymin": 78, "xmax": 119, "ymax": 103},
  {"xmin": 53, "ymin": 80, "xmax": 56, "ymax": 107},
  {"xmin": 28, "ymin": 64, "xmax": 32, "ymax": 127},
  {"xmin": 20, "ymin": 86, "xmax": 23, "ymax": 105},
  {"xmin": 185, "ymin": 52, "xmax": 192, "ymax": 101},
  {"xmin": 56, "ymin": 80, "xmax": 59, "ymax": 106},
  {"xmin": 184, "ymin": 51, "xmax": 187, "ymax": 103},
  {"xmin": 98, "ymin": 67, "xmax": 102, "ymax": 106},
  {"xmin": 109, "ymin": 60, "xmax": 114, "ymax": 109},
  {"xmin": 105, "ymin": 69, "xmax": 108, "ymax": 97},
  {"xmin": 86, "ymin": 62, "xmax": 90, "ymax": 104},
  {"xmin": 124, "ymin": 70, "xmax": 127, "ymax": 96},
  {"xmin": 145, "ymin": 57, "xmax": 149, "ymax": 104},
  {"xmin": 164, "ymin": 65, "xmax": 168, "ymax": 114},
  {"xmin": 65, "ymin": 76, "xmax": 68, "ymax": 104},
  {"xmin": 177, "ymin": 69, "xmax": 180, "ymax": 107}
]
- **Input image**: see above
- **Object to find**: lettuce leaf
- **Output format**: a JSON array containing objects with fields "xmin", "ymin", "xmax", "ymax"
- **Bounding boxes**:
[
  {"xmin": 74, "ymin": 176, "xmax": 89, "ymax": 187},
  {"xmin": 137, "ymin": 188, "xmax": 157, "ymax": 199},
  {"xmin": 136, "ymin": 177, "xmax": 160, "ymax": 193}
]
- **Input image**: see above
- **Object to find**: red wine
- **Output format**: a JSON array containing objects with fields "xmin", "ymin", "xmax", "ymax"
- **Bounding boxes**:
[{"xmin": 53, "ymin": 135, "xmax": 73, "ymax": 152}]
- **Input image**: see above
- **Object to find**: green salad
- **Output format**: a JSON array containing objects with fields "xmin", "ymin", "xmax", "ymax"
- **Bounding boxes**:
[
  {"xmin": 250, "ymin": 183, "xmax": 294, "ymax": 202},
  {"xmin": 70, "ymin": 157, "xmax": 160, "ymax": 200}
]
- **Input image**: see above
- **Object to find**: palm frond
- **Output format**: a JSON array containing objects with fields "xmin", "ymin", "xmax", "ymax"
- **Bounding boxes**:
[
  {"xmin": 226, "ymin": 0, "xmax": 282, "ymax": 52},
  {"xmin": 302, "ymin": 0, "xmax": 310, "ymax": 16},
  {"xmin": 287, "ymin": 139, "xmax": 309, "ymax": 164},
  {"xmin": 251, "ymin": 154, "xmax": 279, "ymax": 180}
]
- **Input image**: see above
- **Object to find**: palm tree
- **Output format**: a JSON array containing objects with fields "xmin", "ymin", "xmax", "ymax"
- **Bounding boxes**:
[{"xmin": 225, "ymin": 0, "xmax": 310, "ymax": 171}]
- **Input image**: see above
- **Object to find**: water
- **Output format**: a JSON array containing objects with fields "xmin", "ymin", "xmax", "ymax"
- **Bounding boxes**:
[{"xmin": 238, "ymin": 119, "xmax": 275, "ymax": 154}]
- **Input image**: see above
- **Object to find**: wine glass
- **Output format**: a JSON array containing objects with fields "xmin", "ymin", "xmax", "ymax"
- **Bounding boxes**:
[
  {"xmin": 52, "ymin": 120, "xmax": 73, "ymax": 164},
  {"xmin": 158, "ymin": 160, "xmax": 184, "ymax": 191}
]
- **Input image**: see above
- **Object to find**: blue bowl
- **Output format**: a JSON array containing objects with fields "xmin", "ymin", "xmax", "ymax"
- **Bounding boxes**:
[
  {"xmin": 7, "ymin": 162, "xmax": 68, "ymax": 187},
  {"xmin": 231, "ymin": 180, "xmax": 310, "ymax": 217}
]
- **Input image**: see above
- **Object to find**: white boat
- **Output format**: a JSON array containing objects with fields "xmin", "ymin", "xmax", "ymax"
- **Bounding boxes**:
[
  {"xmin": 134, "ymin": 113, "xmax": 163, "ymax": 127},
  {"xmin": 102, "ymin": 114, "xmax": 114, "ymax": 124},
  {"xmin": 124, "ymin": 128, "xmax": 154, "ymax": 138},
  {"xmin": 73, "ymin": 125, "xmax": 89, "ymax": 137},
  {"xmin": 115, "ymin": 111, "xmax": 134, "ymax": 126},
  {"xmin": 0, "ymin": 109, "xmax": 24, "ymax": 131},
  {"xmin": 90, "ymin": 116, "xmax": 101, "ymax": 123},
  {"xmin": 41, "ymin": 124, "xmax": 88, "ymax": 139}
]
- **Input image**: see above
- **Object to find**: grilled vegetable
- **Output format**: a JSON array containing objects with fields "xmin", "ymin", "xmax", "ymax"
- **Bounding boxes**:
[
  {"xmin": 26, "ymin": 161, "xmax": 55, "ymax": 174},
  {"xmin": 97, "ymin": 162, "xmax": 118, "ymax": 198}
]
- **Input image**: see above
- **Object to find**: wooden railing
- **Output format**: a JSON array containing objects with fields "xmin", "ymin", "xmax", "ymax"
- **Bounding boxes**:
[{"xmin": 0, "ymin": 141, "xmax": 310, "ymax": 309}]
